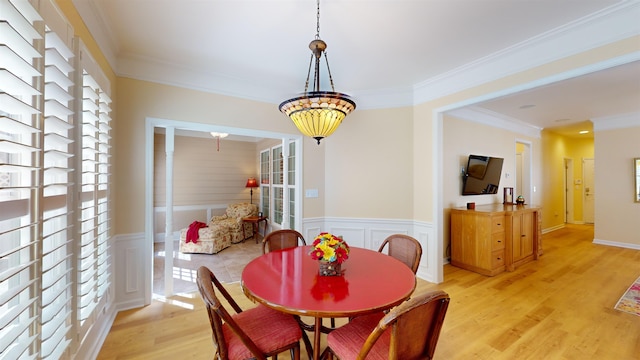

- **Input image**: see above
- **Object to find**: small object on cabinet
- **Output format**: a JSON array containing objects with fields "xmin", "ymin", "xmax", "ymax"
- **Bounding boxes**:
[
  {"xmin": 503, "ymin": 187, "xmax": 514, "ymax": 204},
  {"xmin": 516, "ymin": 195, "xmax": 525, "ymax": 205}
]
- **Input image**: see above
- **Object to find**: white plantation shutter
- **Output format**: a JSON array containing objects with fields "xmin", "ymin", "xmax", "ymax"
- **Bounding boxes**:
[
  {"xmin": 78, "ymin": 73, "xmax": 99, "ymax": 325},
  {"xmin": 287, "ymin": 142, "xmax": 295, "ymax": 227},
  {"xmin": 1, "ymin": 0, "xmax": 112, "ymax": 358},
  {"xmin": 40, "ymin": 25, "xmax": 74, "ymax": 359},
  {"xmin": 0, "ymin": 1, "xmax": 43, "ymax": 359},
  {"xmin": 96, "ymin": 90, "xmax": 111, "ymax": 299},
  {"xmin": 77, "ymin": 64, "xmax": 111, "ymax": 335}
]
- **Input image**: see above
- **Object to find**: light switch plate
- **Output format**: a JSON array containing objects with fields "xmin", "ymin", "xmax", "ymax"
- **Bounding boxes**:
[{"xmin": 305, "ymin": 189, "xmax": 319, "ymax": 198}]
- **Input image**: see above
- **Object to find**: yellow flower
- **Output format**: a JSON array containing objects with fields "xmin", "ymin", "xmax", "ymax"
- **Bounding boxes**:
[{"xmin": 318, "ymin": 243, "xmax": 335, "ymax": 261}]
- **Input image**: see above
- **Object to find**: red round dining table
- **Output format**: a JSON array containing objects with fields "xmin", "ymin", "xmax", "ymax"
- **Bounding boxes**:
[{"xmin": 241, "ymin": 245, "xmax": 416, "ymax": 360}]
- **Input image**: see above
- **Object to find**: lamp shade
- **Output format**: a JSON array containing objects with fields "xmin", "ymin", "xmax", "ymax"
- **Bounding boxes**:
[
  {"xmin": 279, "ymin": 91, "xmax": 355, "ymax": 144},
  {"xmin": 245, "ymin": 177, "xmax": 258, "ymax": 188}
]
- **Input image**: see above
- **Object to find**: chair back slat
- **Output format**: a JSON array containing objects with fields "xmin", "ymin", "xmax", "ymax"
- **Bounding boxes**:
[{"xmin": 378, "ymin": 234, "xmax": 423, "ymax": 274}]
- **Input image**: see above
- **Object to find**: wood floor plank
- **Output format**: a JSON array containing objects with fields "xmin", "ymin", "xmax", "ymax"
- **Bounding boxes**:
[{"xmin": 98, "ymin": 224, "xmax": 640, "ymax": 359}]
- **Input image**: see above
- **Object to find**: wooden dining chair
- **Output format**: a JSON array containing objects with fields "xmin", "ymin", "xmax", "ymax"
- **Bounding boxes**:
[
  {"xmin": 262, "ymin": 229, "xmax": 306, "ymax": 254},
  {"xmin": 377, "ymin": 234, "xmax": 423, "ymax": 274},
  {"xmin": 321, "ymin": 290, "xmax": 450, "ymax": 360},
  {"xmin": 196, "ymin": 266, "xmax": 312, "ymax": 360}
]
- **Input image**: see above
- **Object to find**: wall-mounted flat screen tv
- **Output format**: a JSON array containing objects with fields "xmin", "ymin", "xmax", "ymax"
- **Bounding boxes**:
[{"xmin": 462, "ymin": 155, "xmax": 504, "ymax": 195}]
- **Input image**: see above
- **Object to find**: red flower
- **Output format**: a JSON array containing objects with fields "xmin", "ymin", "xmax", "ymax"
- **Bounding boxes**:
[
  {"xmin": 334, "ymin": 247, "xmax": 349, "ymax": 264},
  {"xmin": 310, "ymin": 248, "xmax": 325, "ymax": 261}
]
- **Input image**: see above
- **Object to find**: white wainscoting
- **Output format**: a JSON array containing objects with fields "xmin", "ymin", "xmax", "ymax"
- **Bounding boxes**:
[
  {"xmin": 113, "ymin": 232, "xmax": 148, "ymax": 311},
  {"xmin": 302, "ymin": 217, "xmax": 438, "ymax": 283}
]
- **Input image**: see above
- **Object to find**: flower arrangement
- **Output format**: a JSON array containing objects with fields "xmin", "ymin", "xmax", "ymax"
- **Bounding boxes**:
[{"xmin": 309, "ymin": 232, "xmax": 350, "ymax": 264}]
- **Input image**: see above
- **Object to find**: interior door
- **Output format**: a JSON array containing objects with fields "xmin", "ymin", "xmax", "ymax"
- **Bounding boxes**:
[{"xmin": 583, "ymin": 158, "xmax": 595, "ymax": 223}]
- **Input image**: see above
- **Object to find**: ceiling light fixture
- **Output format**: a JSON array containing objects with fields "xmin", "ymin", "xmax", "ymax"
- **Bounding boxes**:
[
  {"xmin": 278, "ymin": 0, "xmax": 356, "ymax": 145},
  {"xmin": 579, "ymin": 130, "xmax": 589, "ymax": 134},
  {"xmin": 210, "ymin": 132, "xmax": 229, "ymax": 152}
]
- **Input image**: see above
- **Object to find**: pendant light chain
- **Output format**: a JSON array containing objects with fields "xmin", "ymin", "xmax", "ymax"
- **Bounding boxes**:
[
  {"xmin": 316, "ymin": 0, "xmax": 321, "ymax": 39},
  {"xmin": 325, "ymin": 52, "xmax": 336, "ymax": 92}
]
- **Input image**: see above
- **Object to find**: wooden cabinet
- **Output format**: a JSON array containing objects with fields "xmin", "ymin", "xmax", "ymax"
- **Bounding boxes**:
[{"xmin": 450, "ymin": 204, "xmax": 541, "ymax": 276}]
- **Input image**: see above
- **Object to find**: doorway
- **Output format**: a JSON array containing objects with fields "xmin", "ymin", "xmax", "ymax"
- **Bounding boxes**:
[
  {"xmin": 144, "ymin": 117, "xmax": 303, "ymax": 302},
  {"xmin": 515, "ymin": 140, "xmax": 532, "ymax": 204}
]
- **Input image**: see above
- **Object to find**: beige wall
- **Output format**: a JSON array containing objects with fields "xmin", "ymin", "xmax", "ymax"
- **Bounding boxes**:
[
  {"xmin": 154, "ymin": 134, "xmax": 259, "ymax": 207},
  {"xmin": 323, "ymin": 107, "xmax": 415, "ymax": 219},
  {"xmin": 595, "ymin": 125, "xmax": 640, "ymax": 246},
  {"xmin": 153, "ymin": 134, "xmax": 259, "ymax": 232}
]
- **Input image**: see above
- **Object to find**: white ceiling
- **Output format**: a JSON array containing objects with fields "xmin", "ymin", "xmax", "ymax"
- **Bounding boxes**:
[{"xmin": 73, "ymin": 0, "xmax": 640, "ymax": 138}]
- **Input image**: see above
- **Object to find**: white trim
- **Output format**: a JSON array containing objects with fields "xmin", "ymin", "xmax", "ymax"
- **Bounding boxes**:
[
  {"xmin": 542, "ymin": 224, "xmax": 565, "ymax": 234},
  {"xmin": 432, "ymin": 111, "xmax": 445, "ymax": 283},
  {"xmin": 592, "ymin": 111, "xmax": 640, "ymax": 131},
  {"xmin": 593, "ymin": 238, "xmax": 640, "ymax": 250},
  {"xmin": 447, "ymin": 106, "xmax": 542, "ymax": 138}
]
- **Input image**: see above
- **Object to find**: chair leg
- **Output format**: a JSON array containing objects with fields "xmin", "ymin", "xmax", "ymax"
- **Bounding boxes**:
[
  {"xmin": 330, "ymin": 317, "xmax": 335, "ymax": 328},
  {"xmin": 320, "ymin": 347, "xmax": 333, "ymax": 360},
  {"xmin": 301, "ymin": 330, "xmax": 313, "ymax": 360},
  {"xmin": 288, "ymin": 343, "xmax": 300, "ymax": 360}
]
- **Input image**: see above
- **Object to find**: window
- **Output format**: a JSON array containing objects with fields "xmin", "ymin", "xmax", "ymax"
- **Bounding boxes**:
[
  {"xmin": 272, "ymin": 146, "xmax": 283, "ymax": 224},
  {"xmin": 0, "ymin": 1, "xmax": 112, "ymax": 357},
  {"xmin": 1, "ymin": 2, "xmax": 47, "ymax": 358},
  {"xmin": 40, "ymin": 25, "xmax": 75, "ymax": 359},
  {"xmin": 77, "ymin": 43, "xmax": 112, "ymax": 342},
  {"xmin": 287, "ymin": 142, "xmax": 295, "ymax": 227},
  {"xmin": 260, "ymin": 141, "xmax": 296, "ymax": 228},
  {"xmin": 259, "ymin": 149, "xmax": 269, "ymax": 218}
]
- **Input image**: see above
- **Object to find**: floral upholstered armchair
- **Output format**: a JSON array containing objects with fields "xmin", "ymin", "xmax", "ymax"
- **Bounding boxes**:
[{"xmin": 179, "ymin": 203, "xmax": 258, "ymax": 254}]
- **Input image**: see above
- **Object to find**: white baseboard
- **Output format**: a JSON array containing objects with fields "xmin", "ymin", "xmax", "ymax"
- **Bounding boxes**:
[{"xmin": 593, "ymin": 238, "xmax": 640, "ymax": 250}]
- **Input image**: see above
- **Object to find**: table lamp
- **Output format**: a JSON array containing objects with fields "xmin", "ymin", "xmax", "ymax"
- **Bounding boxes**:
[{"xmin": 245, "ymin": 177, "xmax": 258, "ymax": 204}]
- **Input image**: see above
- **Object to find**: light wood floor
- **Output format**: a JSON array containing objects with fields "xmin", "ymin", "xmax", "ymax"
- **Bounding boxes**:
[{"xmin": 97, "ymin": 224, "xmax": 640, "ymax": 359}]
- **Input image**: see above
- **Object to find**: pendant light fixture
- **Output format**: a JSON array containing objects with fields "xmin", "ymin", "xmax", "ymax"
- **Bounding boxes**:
[
  {"xmin": 278, "ymin": 0, "xmax": 356, "ymax": 145},
  {"xmin": 210, "ymin": 132, "xmax": 228, "ymax": 152}
]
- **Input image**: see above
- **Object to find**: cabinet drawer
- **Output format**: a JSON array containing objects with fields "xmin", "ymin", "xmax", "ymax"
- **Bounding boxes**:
[
  {"xmin": 492, "ymin": 232, "xmax": 505, "ymax": 250},
  {"xmin": 491, "ymin": 216, "xmax": 504, "ymax": 234},
  {"xmin": 492, "ymin": 250, "xmax": 505, "ymax": 269}
]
